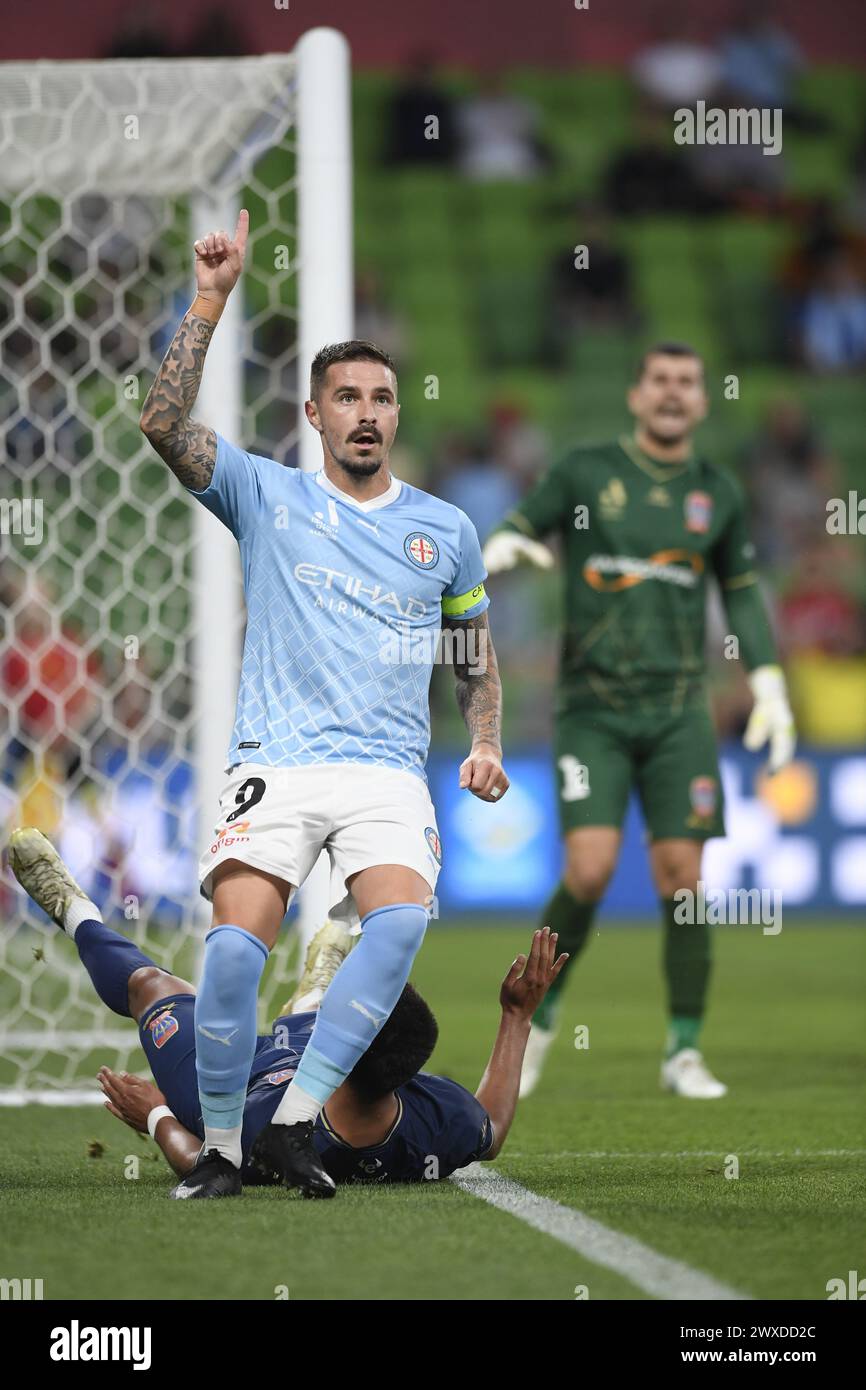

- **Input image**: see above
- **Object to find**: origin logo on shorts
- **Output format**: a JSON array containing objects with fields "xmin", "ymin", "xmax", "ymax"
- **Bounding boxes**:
[
  {"xmin": 425, "ymin": 826, "xmax": 442, "ymax": 865},
  {"xmin": 404, "ymin": 532, "xmax": 439, "ymax": 569},
  {"xmin": 684, "ymin": 491, "xmax": 713, "ymax": 533},
  {"xmin": 148, "ymin": 1008, "xmax": 178, "ymax": 1049},
  {"xmin": 210, "ymin": 820, "xmax": 251, "ymax": 855}
]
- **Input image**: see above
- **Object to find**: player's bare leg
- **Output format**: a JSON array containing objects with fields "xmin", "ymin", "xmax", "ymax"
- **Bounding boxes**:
[
  {"xmin": 651, "ymin": 837, "xmax": 727, "ymax": 1099},
  {"xmin": 348, "ymin": 864, "xmax": 432, "ymax": 919},
  {"xmin": 210, "ymin": 859, "xmax": 291, "ymax": 949},
  {"xmin": 126, "ymin": 967, "xmax": 195, "ymax": 1022},
  {"xmin": 521, "ymin": 827, "xmax": 621, "ymax": 1097}
]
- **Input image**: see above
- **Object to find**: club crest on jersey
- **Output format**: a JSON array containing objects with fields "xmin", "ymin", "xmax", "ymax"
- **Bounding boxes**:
[
  {"xmin": 684, "ymin": 491, "xmax": 713, "ymax": 533},
  {"xmin": 148, "ymin": 1008, "xmax": 178, "ymax": 1049},
  {"xmin": 599, "ymin": 478, "xmax": 627, "ymax": 519},
  {"xmin": 265, "ymin": 1068, "xmax": 295, "ymax": 1086},
  {"xmin": 404, "ymin": 532, "xmax": 439, "ymax": 569},
  {"xmin": 425, "ymin": 826, "xmax": 442, "ymax": 864},
  {"xmin": 688, "ymin": 776, "xmax": 717, "ymax": 821}
]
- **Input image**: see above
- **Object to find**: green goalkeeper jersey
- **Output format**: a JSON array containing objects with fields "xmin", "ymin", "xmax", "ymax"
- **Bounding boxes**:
[{"xmin": 497, "ymin": 434, "xmax": 777, "ymax": 711}]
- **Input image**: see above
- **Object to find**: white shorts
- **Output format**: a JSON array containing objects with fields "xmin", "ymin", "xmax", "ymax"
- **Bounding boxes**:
[{"xmin": 197, "ymin": 763, "xmax": 442, "ymax": 928}]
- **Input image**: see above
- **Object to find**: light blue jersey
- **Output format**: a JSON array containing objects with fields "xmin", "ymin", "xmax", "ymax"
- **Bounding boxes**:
[{"xmin": 192, "ymin": 435, "xmax": 489, "ymax": 778}]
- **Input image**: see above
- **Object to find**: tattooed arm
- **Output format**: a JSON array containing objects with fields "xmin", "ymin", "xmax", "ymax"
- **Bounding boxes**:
[
  {"xmin": 139, "ymin": 209, "xmax": 249, "ymax": 492},
  {"xmin": 444, "ymin": 610, "xmax": 510, "ymax": 803},
  {"xmin": 139, "ymin": 312, "xmax": 218, "ymax": 490}
]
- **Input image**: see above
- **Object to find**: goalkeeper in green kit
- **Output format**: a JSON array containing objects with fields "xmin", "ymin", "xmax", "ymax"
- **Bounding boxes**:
[{"xmin": 482, "ymin": 343, "xmax": 796, "ymax": 1099}]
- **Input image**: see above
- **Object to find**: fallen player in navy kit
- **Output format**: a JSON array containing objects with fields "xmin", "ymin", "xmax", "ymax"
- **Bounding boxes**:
[{"xmin": 9, "ymin": 828, "xmax": 566, "ymax": 1191}]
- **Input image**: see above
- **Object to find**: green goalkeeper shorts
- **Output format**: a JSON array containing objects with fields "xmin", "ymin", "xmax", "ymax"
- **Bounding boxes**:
[{"xmin": 553, "ymin": 698, "xmax": 726, "ymax": 841}]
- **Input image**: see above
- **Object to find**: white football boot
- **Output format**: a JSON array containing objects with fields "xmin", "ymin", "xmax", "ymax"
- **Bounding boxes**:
[
  {"xmin": 519, "ymin": 1023, "xmax": 557, "ymax": 1098},
  {"xmin": 661, "ymin": 1047, "xmax": 728, "ymax": 1099},
  {"xmin": 282, "ymin": 921, "xmax": 353, "ymax": 1014}
]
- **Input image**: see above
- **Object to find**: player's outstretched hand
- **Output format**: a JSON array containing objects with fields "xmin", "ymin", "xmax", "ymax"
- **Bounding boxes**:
[
  {"xmin": 193, "ymin": 208, "xmax": 249, "ymax": 300},
  {"xmin": 459, "ymin": 743, "xmax": 510, "ymax": 802},
  {"xmin": 97, "ymin": 1065, "xmax": 166, "ymax": 1135},
  {"xmin": 482, "ymin": 532, "xmax": 554, "ymax": 574},
  {"xmin": 499, "ymin": 926, "xmax": 568, "ymax": 1019},
  {"xmin": 743, "ymin": 664, "xmax": 796, "ymax": 774}
]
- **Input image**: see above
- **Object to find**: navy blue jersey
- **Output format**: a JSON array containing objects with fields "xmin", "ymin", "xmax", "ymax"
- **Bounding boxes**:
[{"xmin": 139, "ymin": 997, "xmax": 494, "ymax": 1185}]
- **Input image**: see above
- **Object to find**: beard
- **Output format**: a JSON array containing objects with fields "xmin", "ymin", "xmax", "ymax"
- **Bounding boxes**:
[{"xmin": 333, "ymin": 453, "xmax": 384, "ymax": 479}]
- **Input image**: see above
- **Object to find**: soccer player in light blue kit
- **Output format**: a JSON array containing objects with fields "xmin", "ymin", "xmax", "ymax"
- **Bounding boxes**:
[{"xmin": 139, "ymin": 210, "xmax": 509, "ymax": 1198}]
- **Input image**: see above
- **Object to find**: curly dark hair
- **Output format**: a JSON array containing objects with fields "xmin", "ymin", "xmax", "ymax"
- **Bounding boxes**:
[{"xmin": 346, "ymin": 983, "xmax": 438, "ymax": 1102}]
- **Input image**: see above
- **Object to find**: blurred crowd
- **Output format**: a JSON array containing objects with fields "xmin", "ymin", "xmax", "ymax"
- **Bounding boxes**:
[
  {"xmin": 374, "ymin": 10, "xmax": 866, "ymax": 744},
  {"xmin": 381, "ymin": 10, "xmax": 866, "ymax": 373}
]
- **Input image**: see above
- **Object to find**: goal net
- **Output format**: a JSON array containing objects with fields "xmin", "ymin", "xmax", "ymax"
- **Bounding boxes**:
[{"xmin": 0, "ymin": 35, "xmax": 352, "ymax": 1102}]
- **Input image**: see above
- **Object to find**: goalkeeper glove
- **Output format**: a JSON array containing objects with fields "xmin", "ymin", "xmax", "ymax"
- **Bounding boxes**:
[
  {"xmin": 743, "ymin": 664, "xmax": 796, "ymax": 773},
  {"xmin": 482, "ymin": 530, "xmax": 554, "ymax": 574}
]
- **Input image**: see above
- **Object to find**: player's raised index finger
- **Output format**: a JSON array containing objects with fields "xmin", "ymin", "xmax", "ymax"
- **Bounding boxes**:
[{"xmin": 234, "ymin": 208, "xmax": 250, "ymax": 252}]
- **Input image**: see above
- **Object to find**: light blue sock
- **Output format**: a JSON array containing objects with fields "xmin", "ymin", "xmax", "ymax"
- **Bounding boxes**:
[
  {"xmin": 275, "ymin": 902, "xmax": 428, "ymax": 1116},
  {"xmin": 195, "ymin": 924, "xmax": 268, "ymax": 1148}
]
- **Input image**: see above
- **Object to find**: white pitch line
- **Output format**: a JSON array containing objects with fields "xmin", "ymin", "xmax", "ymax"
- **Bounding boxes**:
[
  {"xmin": 0, "ymin": 1089, "xmax": 106, "ymax": 1107},
  {"xmin": 452, "ymin": 1164, "xmax": 750, "ymax": 1301},
  {"xmin": 503, "ymin": 1149, "xmax": 866, "ymax": 1160}
]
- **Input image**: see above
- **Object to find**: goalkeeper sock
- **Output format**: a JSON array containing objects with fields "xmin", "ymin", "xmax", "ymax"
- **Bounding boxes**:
[
  {"xmin": 195, "ymin": 924, "xmax": 268, "ymax": 1168},
  {"xmin": 74, "ymin": 919, "xmax": 160, "ymax": 1017},
  {"xmin": 273, "ymin": 902, "xmax": 428, "ymax": 1122},
  {"xmin": 531, "ymin": 884, "xmax": 596, "ymax": 1032},
  {"xmin": 661, "ymin": 897, "xmax": 711, "ymax": 1058},
  {"xmin": 665, "ymin": 1015, "xmax": 703, "ymax": 1059}
]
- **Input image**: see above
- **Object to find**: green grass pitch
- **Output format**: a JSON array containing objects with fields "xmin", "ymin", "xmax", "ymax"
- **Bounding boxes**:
[{"xmin": 1, "ymin": 920, "xmax": 863, "ymax": 1301}]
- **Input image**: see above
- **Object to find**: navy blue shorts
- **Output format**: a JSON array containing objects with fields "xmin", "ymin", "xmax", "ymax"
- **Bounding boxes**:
[
  {"xmin": 138, "ymin": 994, "xmax": 310, "ymax": 1157},
  {"xmin": 138, "ymin": 994, "xmax": 203, "ymax": 1136}
]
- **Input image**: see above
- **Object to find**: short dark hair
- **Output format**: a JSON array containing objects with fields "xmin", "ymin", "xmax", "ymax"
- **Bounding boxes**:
[
  {"xmin": 633, "ymin": 341, "xmax": 704, "ymax": 383},
  {"xmin": 310, "ymin": 340, "xmax": 397, "ymax": 400},
  {"xmin": 346, "ymin": 982, "xmax": 438, "ymax": 1102}
]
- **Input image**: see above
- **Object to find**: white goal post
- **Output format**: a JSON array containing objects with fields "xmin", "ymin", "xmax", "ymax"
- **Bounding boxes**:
[{"xmin": 0, "ymin": 30, "xmax": 352, "ymax": 1102}]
